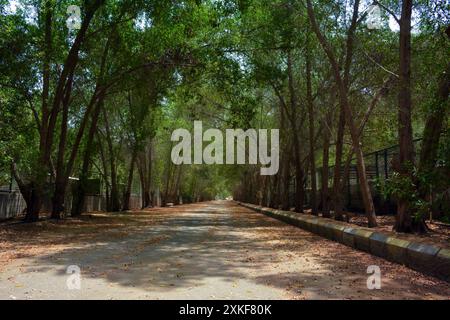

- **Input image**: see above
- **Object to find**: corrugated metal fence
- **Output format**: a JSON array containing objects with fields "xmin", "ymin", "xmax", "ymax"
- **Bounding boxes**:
[{"xmin": 0, "ymin": 190, "xmax": 142, "ymax": 220}]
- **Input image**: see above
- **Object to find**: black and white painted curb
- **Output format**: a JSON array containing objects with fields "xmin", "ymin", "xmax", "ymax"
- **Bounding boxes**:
[{"xmin": 237, "ymin": 201, "xmax": 450, "ymax": 282}]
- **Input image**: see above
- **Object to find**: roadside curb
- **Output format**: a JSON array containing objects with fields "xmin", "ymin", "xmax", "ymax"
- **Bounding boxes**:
[{"xmin": 237, "ymin": 201, "xmax": 450, "ymax": 282}]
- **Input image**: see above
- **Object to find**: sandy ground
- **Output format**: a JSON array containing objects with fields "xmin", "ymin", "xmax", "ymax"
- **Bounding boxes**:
[{"xmin": 0, "ymin": 201, "xmax": 449, "ymax": 300}]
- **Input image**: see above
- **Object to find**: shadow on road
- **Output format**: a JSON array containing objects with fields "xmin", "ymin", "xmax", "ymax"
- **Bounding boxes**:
[{"xmin": 2, "ymin": 201, "xmax": 449, "ymax": 299}]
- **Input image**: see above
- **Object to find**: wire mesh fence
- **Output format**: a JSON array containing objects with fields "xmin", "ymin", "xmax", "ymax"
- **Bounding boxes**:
[{"xmin": 303, "ymin": 139, "xmax": 424, "ymax": 214}]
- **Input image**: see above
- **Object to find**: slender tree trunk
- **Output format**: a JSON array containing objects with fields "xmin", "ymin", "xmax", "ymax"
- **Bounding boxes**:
[
  {"xmin": 418, "ymin": 62, "xmax": 450, "ymax": 193},
  {"xmin": 307, "ymin": 0, "xmax": 377, "ymax": 227},
  {"xmin": 294, "ymin": 154, "xmax": 305, "ymax": 213},
  {"xmin": 71, "ymin": 99, "xmax": 104, "ymax": 216},
  {"xmin": 52, "ymin": 89, "xmax": 105, "ymax": 218},
  {"xmin": 286, "ymin": 51, "xmax": 305, "ymax": 213},
  {"xmin": 137, "ymin": 145, "xmax": 152, "ymax": 208},
  {"xmin": 44, "ymin": 1, "xmax": 102, "ymax": 175},
  {"xmin": 281, "ymin": 151, "xmax": 291, "ymax": 210},
  {"xmin": 275, "ymin": 169, "xmax": 281, "ymax": 209},
  {"xmin": 122, "ymin": 146, "xmax": 138, "ymax": 211},
  {"xmin": 346, "ymin": 98, "xmax": 377, "ymax": 227},
  {"xmin": 138, "ymin": 158, "xmax": 147, "ymax": 208},
  {"xmin": 306, "ymin": 43, "xmax": 317, "ymax": 215},
  {"xmin": 97, "ymin": 135, "xmax": 110, "ymax": 211},
  {"xmin": 23, "ymin": 0, "xmax": 103, "ymax": 221},
  {"xmin": 70, "ymin": 32, "xmax": 111, "ymax": 216},
  {"xmin": 146, "ymin": 142, "xmax": 153, "ymax": 207},
  {"xmin": 23, "ymin": 0, "xmax": 53, "ymax": 222},
  {"xmin": 341, "ymin": 75, "xmax": 396, "ymax": 208},
  {"xmin": 51, "ymin": 73, "xmax": 73, "ymax": 219},
  {"xmin": 173, "ymin": 165, "xmax": 183, "ymax": 205},
  {"xmin": 416, "ymin": 62, "xmax": 449, "ymax": 220},
  {"xmin": 394, "ymin": 0, "xmax": 421, "ymax": 232},
  {"xmin": 163, "ymin": 143, "xmax": 174, "ymax": 206},
  {"xmin": 103, "ymin": 108, "xmax": 120, "ymax": 211},
  {"xmin": 29, "ymin": 1, "xmax": 104, "ymax": 220},
  {"xmin": 321, "ymin": 111, "xmax": 332, "ymax": 217},
  {"xmin": 332, "ymin": 108, "xmax": 346, "ymax": 220}
]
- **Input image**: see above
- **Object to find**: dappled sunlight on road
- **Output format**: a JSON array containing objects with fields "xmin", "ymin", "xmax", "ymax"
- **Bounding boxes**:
[{"xmin": 0, "ymin": 201, "xmax": 449, "ymax": 299}]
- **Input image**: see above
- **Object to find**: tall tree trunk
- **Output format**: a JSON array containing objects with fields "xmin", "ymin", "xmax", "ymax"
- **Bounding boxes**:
[
  {"xmin": 146, "ymin": 143, "xmax": 153, "ymax": 207},
  {"xmin": 70, "ymin": 32, "xmax": 111, "ymax": 216},
  {"xmin": 394, "ymin": 0, "xmax": 425, "ymax": 232},
  {"xmin": 294, "ymin": 152, "xmax": 305, "ymax": 213},
  {"xmin": 173, "ymin": 165, "xmax": 183, "ymax": 205},
  {"xmin": 103, "ymin": 108, "xmax": 120, "ymax": 212},
  {"xmin": 137, "ymin": 144, "xmax": 152, "ymax": 208},
  {"xmin": 413, "ymin": 59, "xmax": 449, "ymax": 227},
  {"xmin": 418, "ymin": 62, "xmax": 450, "ymax": 189},
  {"xmin": 341, "ymin": 75, "xmax": 396, "ymax": 203},
  {"xmin": 43, "ymin": 0, "xmax": 103, "ymax": 170},
  {"xmin": 138, "ymin": 157, "xmax": 147, "ymax": 208},
  {"xmin": 163, "ymin": 143, "xmax": 174, "ymax": 206},
  {"xmin": 307, "ymin": 0, "xmax": 377, "ymax": 227},
  {"xmin": 321, "ymin": 110, "xmax": 332, "ymax": 217},
  {"xmin": 23, "ymin": 0, "xmax": 53, "ymax": 222},
  {"xmin": 51, "ymin": 73, "xmax": 73, "ymax": 219},
  {"xmin": 286, "ymin": 51, "xmax": 304, "ymax": 213},
  {"xmin": 306, "ymin": 42, "xmax": 317, "ymax": 215},
  {"xmin": 71, "ymin": 99, "xmax": 104, "ymax": 216},
  {"xmin": 97, "ymin": 135, "xmax": 110, "ymax": 211},
  {"xmin": 272, "ymin": 166, "xmax": 282, "ymax": 209},
  {"xmin": 270, "ymin": 173, "xmax": 278, "ymax": 208},
  {"xmin": 332, "ymin": 106, "xmax": 346, "ymax": 220},
  {"xmin": 281, "ymin": 150, "xmax": 291, "ymax": 210},
  {"xmin": 22, "ymin": 0, "xmax": 104, "ymax": 221},
  {"xmin": 52, "ymin": 29, "xmax": 110, "ymax": 218},
  {"xmin": 344, "ymin": 96, "xmax": 377, "ymax": 227},
  {"xmin": 52, "ymin": 88, "xmax": 105, "ymax": 218},
  {"xmin": 122, "ymin": 146, "xmax": 138, "ymax": 211}
]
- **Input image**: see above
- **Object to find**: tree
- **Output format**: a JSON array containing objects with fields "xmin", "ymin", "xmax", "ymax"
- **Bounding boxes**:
[{"xmin": 307, "ymin": 0, "xmax": 378, "ymax": 227}]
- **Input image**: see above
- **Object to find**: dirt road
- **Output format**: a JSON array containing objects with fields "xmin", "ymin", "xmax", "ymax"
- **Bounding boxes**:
[{"xmin": 0, "ymin": 201, "xmax": 448, "ymax": 299}]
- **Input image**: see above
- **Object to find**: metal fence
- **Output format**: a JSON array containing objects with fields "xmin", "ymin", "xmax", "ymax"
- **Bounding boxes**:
[
  {"xmin": 0, "ymin": 191, "xmax": 143, "ymax": 220},
  {"xmin": 0, "ymin": 191, "xmax": 27, "ymax": 219},
  {"xmin": 300, "ymin": 139, "xmax": 424, "ymax": 214},
  {"xmin": 0, "ymin": 176, "xmax": 143, "ymax": 220}
]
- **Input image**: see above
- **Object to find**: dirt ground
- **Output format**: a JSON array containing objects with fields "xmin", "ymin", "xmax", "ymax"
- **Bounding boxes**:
[
  {"xmin": 349, "ymin": 215, "xmax": 450, "ymax": 247},
  {"xmin": 0, "ymin": 201, "xmax": 449, "ymax": 300},
  {"xmin": 299, "ymin": 208, "xmax": 450, "ymax": 248}
]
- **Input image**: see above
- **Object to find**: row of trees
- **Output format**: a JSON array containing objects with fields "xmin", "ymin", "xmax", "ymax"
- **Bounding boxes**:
[
  {"xmin": 232, "ymin": 0, "xmax": 449, "ymax": 233},
  {"xmin": 1, "ymin": 0, "xmax": 237, "ymax": 221},
  {"xmin": 1, "ymin": 0, "xmax": 448, "ymax": 233}
]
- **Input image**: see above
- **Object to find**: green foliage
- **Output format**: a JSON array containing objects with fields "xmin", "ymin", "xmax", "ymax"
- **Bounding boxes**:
[
  {"xmin": 382, "ymin": 170, "xmax": 429, "ymax": 222},
  {"xmin": 0, "ymin": 0, "xmax": 448, "ymax": 212}
]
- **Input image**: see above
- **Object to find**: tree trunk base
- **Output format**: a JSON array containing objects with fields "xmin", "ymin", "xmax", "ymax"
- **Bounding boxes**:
[
  {"xmin": 394, "ymin": 202, "xmax": 428, "ymax": 234},
  {"xmin": 394, "ymin": 219, "xmax": 428, "ymax": 234}
]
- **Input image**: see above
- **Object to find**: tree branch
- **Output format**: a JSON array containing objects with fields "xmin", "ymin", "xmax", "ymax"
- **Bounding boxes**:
[{"xmin": 374, "ymin": 1, "xmax": 400, "ymax": 25}]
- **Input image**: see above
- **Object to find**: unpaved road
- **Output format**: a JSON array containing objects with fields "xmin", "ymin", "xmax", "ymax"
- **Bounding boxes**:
[{"xmin": 0, "ymin": 201, "xmax": 449, "ymax": 299}]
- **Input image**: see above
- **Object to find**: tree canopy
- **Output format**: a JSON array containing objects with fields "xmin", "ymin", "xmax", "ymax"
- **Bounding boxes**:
[{"xmin": 0, "ymin": 0, "xmax": 448, "ymax": 233}]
